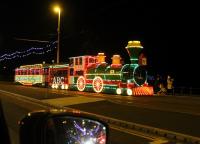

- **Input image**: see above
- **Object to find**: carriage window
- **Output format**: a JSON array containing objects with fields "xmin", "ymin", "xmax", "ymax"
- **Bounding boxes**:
[
  {"xmin": 44, "ymin": 68, "xmax": 49, "ymax": 75},
  {"xmin": 23, "ymin": 70, "xmax": 26, "ymax": 75},
  {"xmin": 75, "ymin": 70, "xmax": 84, "ymax": 76},
  {"xmin": 31, "ymin": 69, "xmax": 34, "ymax": 75},
  {"xmin": 35, "ymin": 69, "xmax": 39, "ymax": 75}
]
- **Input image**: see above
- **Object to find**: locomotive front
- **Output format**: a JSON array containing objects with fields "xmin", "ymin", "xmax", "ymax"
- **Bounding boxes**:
[
  {"xmin": 84, "ymin": 41, "xmax": 153, "ymax": 96},
  {"xmin": 68, "ymin": 40, "xmax": 153, "ymax": 96},
  {"xmin": 118, "ymin": 41, "xmax": 150, "ymax": 95}
]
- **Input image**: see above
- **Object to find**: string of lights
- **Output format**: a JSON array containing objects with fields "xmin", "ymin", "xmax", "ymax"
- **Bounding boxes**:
[{"xmin": 0, "ymin": 42, "xmax": 56, "ymax": 62}]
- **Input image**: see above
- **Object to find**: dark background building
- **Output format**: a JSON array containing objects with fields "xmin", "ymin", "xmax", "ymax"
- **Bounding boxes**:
[{"xmin": 0, "ymin": 0, "xmax": 199, "ymax": 87}]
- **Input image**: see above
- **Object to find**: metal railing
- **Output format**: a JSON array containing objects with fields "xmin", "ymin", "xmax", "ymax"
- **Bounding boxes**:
[{"xmin": 172, "ymin": 87, "xmax": 200, "ymax": 96}]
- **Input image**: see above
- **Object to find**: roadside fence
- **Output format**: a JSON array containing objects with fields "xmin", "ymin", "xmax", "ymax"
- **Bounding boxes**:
[{"xmin": 172, "ymin": 87, "xmax": 200, "ymax": 96}]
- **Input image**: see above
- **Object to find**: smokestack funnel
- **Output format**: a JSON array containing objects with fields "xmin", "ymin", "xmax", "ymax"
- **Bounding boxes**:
[
  {"xmin": 111, "ymin": 55, "xmax": 121, "ymax": 65},
  {"xmin": 97, "ymin": 53, "xmax": 106, "ymax": 63},
  {"xmin": 125, "ymin": 40, "xmax": 143, "ymax": 64}
]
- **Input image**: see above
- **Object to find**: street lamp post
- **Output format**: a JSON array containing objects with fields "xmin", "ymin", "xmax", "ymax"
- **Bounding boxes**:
[{"xmin": 54, "ymin": 6, "xmax": 61, "ymax": 64}]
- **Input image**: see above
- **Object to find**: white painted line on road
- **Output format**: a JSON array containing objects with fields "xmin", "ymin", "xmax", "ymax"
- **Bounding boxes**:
[
  {"xmin": 108, "ymin": 97, "xmax": 200, "ymax": 116},
  {"xmin": 42, "ymin": 96, "xmax": 104, "ymax": 107},
  {"xmin": 127, "ymin": 101, "xmax": 133, "ymax": 103},
  {"xmin": 110, "ymin": 124, "xmax": 170, "ymax": 144},
  {"xmin": 149, "ymin": 139, "xmax": 169, "ymax": 144},
  {"xmin": 110, "ymin": 124, "xmax": 155, "ymax": 141}
]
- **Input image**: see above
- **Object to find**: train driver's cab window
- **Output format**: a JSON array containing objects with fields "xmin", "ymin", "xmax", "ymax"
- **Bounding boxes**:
[
  {"xmin": 69, "ymin": 58, "xmax": 74, "ymax": 66},
  {"xmin": 75, "ymin": 58, "xmax": 78, "ymax": 65},
  {"xmin": 89, "ymin": 58, "xmax": 95, "ymax": 64},
  {"xmin": 79, "ymin": 57, "xmax": 82, "ymax": 65},
  {"xmin": 70, "ymin": 68, "xmax": 74, "ymax": 76}
]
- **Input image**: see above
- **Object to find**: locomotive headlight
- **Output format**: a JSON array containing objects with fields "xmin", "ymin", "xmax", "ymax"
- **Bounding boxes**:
[
  {"xmin": 116, "ymin": 88, "xmax": 122, "ymax": 95},
  {"xmin": 127, "ymin": 88, "xmax": 133, "ymax": 96},
  {"xmin": 55, "ymin": 84, "xmax": 58, "ymax": 89},
  {"xmin": 52, "ymin": 84, "xmax": 55, "ymax": 89},
  {"xmin": 65, "ymin": 84, "xmax": 69, "ymax": 89},
  {"xmin": 127, "ymin": 79, "xmax": 131, "ymax": 83}
]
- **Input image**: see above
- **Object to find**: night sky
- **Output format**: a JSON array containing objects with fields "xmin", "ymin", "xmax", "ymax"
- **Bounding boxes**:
[{"xmin": 0, "ymin": 0, "xmax": 199, "ymax": 87}]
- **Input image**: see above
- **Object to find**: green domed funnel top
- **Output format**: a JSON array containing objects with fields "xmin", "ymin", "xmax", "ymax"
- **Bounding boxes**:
[{"xmin": 125, "ymin": 40, "xmax": 143, "ymax": 64}]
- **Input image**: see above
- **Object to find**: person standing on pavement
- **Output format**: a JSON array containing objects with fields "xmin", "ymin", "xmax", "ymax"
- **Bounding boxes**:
[
  {"xmin": 154, "ymin": 74, "xmax": 162, "ymax": 94},
  {"xmin": 167, "ymin": 75, "xmax": 174, "ymax": 95}
]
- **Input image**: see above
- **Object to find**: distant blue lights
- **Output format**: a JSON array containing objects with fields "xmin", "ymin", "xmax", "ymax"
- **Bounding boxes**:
[{"xmin": 0, "ymin": 42, "xmax": 56, "ymax": 62}]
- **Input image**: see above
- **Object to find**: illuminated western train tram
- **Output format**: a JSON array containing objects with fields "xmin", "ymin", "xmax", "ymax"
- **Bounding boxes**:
[
  {"xmin": 14, "ymin": 40, "xmax": 154, "ymax": 96},
  {"xmin": 48, "ymin": 64, "xmax": 69, "ymax": 89},
  {"xmin": 68, "ymin": 41, "xmax": 153, "ymax": 95},
  {"xmin": 15, "ymin": 64, "xmax": 50, "ymax": 86},
  {"xmin": 15, "ymin": 63, "xmax": 69, "ymax": 89}
]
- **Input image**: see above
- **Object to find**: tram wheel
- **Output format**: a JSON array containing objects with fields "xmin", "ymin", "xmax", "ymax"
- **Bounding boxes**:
[
  {"xmin": 77, "ymin": 76, "xmax": 86, "ymax": 91},
  {"xmin": 92, "ymin": 76, "xmax": 104, "ymax": 93}
]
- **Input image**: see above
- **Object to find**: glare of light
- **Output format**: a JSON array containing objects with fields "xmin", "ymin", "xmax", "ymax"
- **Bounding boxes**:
[
  {"xmin": 99, "ymin": 138, "xmax": 106, "ymax": 144},
  {"xmin": 54, "ymin": 6, "xmax": 61, "ymax": 13},
  {"xmin": 84, "ymin": 139, "xmax": 95, "ymax": 144},
  {"xmin": 127, "ymin": 88, "xmax": 133, "ymax": 96},
  {"xmin": 62, "ymin": 120, "xmax": 67, "ymax": 124},
  {"xmin": 116, "ymin": 88, "xmax": 122, "ymax": 95},
  {"xmin": 52, "ymin": 84, "xmax": 55, "ymax": 89},
  {"xmin": 61, "ymin": 84, "xmax": 65, "ymax": 89},
  {"xmin": 65, "ymin": 84, "xmax": 69, "ymax": 89}
]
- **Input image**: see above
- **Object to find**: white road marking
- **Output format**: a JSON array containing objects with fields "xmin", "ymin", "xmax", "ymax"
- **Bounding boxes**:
[
  {"xmin": 42, "ymin": 96, "xmax": 104, "ymax": 106},
  {"xmin": 149, "ymin": 139, "xmax": 169, "ymax": 144}
]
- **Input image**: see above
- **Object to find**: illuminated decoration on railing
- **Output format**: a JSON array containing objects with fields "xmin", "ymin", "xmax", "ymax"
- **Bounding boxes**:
[{"xmin": 0, "ymin": 42, "xmax": 56, "ymax": 62}]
